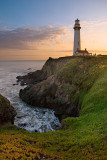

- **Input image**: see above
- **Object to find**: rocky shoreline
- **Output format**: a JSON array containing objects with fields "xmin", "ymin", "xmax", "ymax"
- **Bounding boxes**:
[
  {"xmin": 0, "ymin": 55, "xmax": 106, "ymax": 159},
  {"xmin": 17, "ymin": 56, "xmax": 80, "ymax": 120},
  {"xmin": 0, "ymin": 94, "xmax": 16, "ymax": 126},
  {"xmin": 17, "ymin": 56, "xmax": 104, "ymax": 121},
  {"xmin": 16, "ymin": 56, "xmax": 74, "ymax": 86}
]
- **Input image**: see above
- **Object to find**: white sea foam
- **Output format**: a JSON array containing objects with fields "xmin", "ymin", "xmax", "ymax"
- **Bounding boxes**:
[{"xmin": 0, "ymin": 60, "xmax": 60, "ymax": 132}]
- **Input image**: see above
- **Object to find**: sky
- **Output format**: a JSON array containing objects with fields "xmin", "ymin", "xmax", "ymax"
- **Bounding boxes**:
[{"xmin": 0, "ymin": 0, "xmax": 107, "ymax": 60}]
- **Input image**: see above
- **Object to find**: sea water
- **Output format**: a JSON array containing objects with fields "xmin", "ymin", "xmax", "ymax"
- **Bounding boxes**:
[{"xmin": 0, "ymin": 60, "xmax": 60, "ymax": 132}]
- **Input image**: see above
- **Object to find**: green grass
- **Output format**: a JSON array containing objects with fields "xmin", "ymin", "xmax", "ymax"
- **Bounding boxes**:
[{"xmin": 0, "ymin": 56, "xmax": 107, "ymax": 159}]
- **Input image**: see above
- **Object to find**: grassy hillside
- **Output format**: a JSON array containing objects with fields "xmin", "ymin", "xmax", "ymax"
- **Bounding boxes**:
[{"xmin": 0, "ymin": 56, "xmax": 107, "ymax": 160}]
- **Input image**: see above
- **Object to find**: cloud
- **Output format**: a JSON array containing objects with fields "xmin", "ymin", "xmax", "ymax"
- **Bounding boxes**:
[
  {"xmin": 0, "ymin": 20, "xmax": 106, "ymax": 52},
  {"xmin": 0, "ymin": 26, "xmax": 68, "ymax": 50},
  {"xmin": 81, "ymin": 20, "xmax": 107, "ymax": 32}
]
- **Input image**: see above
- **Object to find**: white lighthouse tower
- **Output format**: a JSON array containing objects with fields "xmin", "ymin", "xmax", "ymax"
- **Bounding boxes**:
[{"xmin": 73, "ymin": 19, "xmax": 81, "ymax": 56}]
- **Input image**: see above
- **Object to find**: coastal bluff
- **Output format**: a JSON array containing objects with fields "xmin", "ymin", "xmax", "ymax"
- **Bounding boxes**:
[
  {"xmin": 17, "ymin": 56, "xmax": 73, "ymax": 86},
  {"xmin": 0, "ymin": 94, "xmax": 16, "ymax": 126},
  {"xmin": 0, "ymin": 56, "xmax": 106, "ymax": 159},
  {"xmin": 18, "ymin": 56, "xmax": 107, "ymax": 120}
]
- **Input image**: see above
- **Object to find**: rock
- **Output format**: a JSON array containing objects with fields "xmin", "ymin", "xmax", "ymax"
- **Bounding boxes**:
[
  {"xmin": 13, "ymin": 83, "xmax": 18, "ymax": 86},
  {"xmin": 18, "ymin": 56, "xmax": 83, "ymax": 120},
  {"xmin": 19, "ymin": 74, "xmax": 80, "ymax": 121},
  {"xmin": 17, "ymin": 56, "xmax": 73, "ymax": 86},
  {"xmin": 0, "ymin": 94, "xmax": 17, "ymax": 126},
  {"xmin": 19, "ymin": 56, "xmax": 103, "ymax": 120}
]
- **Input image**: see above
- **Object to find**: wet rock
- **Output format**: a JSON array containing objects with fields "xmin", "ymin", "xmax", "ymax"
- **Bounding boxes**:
[
  {"xmin": 18, "ymin": 123, "xmax": 27, "ymax": 127},
  {"xmin": 19, "ymin": 74, "xmax": 80, "ymax": 121},
  {"xmin": 13, "ymin": 83, "xmax": 18, "ymax": 86},
  {"xmin": 19, "ymin": 56, "xmax": 82, "ymax": 121},
  {"xmin": 35, "ymin": 129, "xmax": 38, "ymax": 132},
  {"xmin": 0, "ymin": 94, "xmax": 17, "ymax": 126}
]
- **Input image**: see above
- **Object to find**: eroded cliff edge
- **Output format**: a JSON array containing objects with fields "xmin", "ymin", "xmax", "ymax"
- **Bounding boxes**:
[
  {"xmin": 17, "ymin": 56, "xmax": 73, "ymax": 86},
  {"xmin": 18, "ymin": 56, "xmax": 107, "ymax": 120}
]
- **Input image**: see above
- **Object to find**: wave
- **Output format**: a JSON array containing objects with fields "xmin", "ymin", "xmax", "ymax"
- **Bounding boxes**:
[{"xmin": 0, "ymin": 61, "xmax": 60, "ymax": 132}]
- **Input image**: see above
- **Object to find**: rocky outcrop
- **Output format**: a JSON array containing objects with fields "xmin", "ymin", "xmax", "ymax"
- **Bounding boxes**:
[
  {"xmin": 20, "ymin": 74, "xmax": 80, "ymax": 120},
  {"xmin": 19, "ymin": 56, "xmax": 81, "ymax": 120},
  {"xmin": 0, "ymin": 94, "xmax": 17, "ymax": 126},
  {"xmin": 19, "ymin": 56, "xmax": 106, "ymax": 120},
  {"xmin": 17, "ymin": 56, "xmax": 74, "ymax": 86}
]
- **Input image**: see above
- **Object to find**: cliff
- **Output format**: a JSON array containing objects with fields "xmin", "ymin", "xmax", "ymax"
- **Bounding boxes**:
[
  {"xmin": 17, "ymin": 56, "xmax": 74, "ymax": 86},
  {"xmin": 0, "ymin": 94, "xmax": 16, "ymax": 125},
  {"xmin": 0, "ymin": 56, "xmax": 106, "ymax": 159},
  {"xmin": 19, "ymin": 56, "xmax": 107, "ymax": 120}
]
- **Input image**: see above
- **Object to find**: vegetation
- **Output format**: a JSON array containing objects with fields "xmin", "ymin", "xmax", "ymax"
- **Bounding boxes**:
[
  {"xmin": 0, "ymin": 97, "xmax": 3, "ymax": 104},
  {"xmin": 0, "ymin": 56, "xmax": 107, "ymax": 159}
]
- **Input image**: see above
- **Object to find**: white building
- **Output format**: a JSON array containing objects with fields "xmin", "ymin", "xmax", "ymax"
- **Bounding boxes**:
[
  {"xmin": 73, "ymin": 19, "xmax": 81, "ymax": 56},
  {"xmin": 73, "ymin": 19, "xmax": 92, "ymax": 56}
]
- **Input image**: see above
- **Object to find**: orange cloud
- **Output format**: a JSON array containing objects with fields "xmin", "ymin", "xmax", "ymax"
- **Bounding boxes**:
[
  {"xmin": 0, "ymin": 26, "xmax": 68, "ymax": 50},
  {"xmin": 0, "ymin": 20, "xmax": 107, "ymax": 60}
]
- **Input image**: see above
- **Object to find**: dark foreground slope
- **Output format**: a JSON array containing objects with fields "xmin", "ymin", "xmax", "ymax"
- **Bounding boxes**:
[
  {"xmin": 0, "ymin": 56, "xmax": 107, "ymax": 159},
  {"xmin": 0, "ymin": 94, "xmax": 16, "ymax": 125},
  {"xmin": 20, "ymin": 56, "xmax": 107, "ymax": 120}
]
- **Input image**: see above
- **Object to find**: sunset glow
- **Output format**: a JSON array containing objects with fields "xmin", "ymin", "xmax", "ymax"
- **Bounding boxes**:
[{"xmin": 0, "ymin": 0, "xmax": 107, "ymax": 60}]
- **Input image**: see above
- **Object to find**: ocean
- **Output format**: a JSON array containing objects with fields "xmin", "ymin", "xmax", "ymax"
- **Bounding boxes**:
[{"xmin": 0, "ymin": 60, "xmax": 60, "ymax": 132}]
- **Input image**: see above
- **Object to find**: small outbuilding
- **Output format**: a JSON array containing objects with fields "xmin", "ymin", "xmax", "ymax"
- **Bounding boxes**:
[{"xmin": 75, "ymin": 48, "xmax": 92, "ymax": 56}]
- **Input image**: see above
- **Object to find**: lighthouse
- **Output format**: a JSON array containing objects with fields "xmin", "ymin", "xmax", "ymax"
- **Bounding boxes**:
[{"xmin": 73, "ymin": 19, "xmax": 81, "ymax": 56}]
